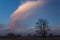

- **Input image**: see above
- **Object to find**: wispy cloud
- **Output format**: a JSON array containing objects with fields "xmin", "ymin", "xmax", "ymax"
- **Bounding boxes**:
[
  {"xmin": 10, "ymin": 0, "xmax": 53, "ymax": 22},
  {"xmin": 10, "ymin": 0, "xmax": 44, "ymax": 21}
]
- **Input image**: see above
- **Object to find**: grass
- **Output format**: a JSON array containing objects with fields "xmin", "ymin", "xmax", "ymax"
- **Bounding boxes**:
[{"xmin": 0, "ymin": 37, "xmax": 60, "ymax": 40}]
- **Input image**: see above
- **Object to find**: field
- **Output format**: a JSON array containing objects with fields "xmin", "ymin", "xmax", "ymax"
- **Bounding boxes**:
[{"xmin": 0, "ymin": 37, "xmax": 60, "ymax": 40}]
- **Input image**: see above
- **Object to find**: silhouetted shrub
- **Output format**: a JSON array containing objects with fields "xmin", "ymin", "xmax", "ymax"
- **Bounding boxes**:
[
  {"xmin": 16, "ymin": 34, "xmax": 22, "ymax": 37},
  {"xmin": 49, "ymin": 33, "xmax": 53, "ymax": 37},
  {"xmin": 27, "ymin": 34, "xmax": 32, "ymax": 37},
  {"xmin": 7, "ymin": 33, "xmax": 15, "ymax": 37}
]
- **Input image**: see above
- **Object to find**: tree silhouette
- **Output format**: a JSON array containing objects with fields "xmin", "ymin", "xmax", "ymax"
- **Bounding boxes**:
[{"xmin": 35, "ymin": 19, "xmax": 50, "ymax": 37}]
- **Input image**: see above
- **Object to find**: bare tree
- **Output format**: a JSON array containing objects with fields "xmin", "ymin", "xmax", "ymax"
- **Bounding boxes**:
[{"xmin": 35, "ymin": 19, "xmax": 50, "ymax": 37}]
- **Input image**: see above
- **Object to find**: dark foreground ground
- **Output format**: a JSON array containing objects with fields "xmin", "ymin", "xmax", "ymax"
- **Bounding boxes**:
[{"xmin": 0, "ymin": 37, "xmax": 60, "ymax": 40}]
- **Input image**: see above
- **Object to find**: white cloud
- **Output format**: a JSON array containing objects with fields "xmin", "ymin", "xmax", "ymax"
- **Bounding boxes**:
[{"xmin": 10, "ymin": 0, "xmax": 45, "ymax": 22}]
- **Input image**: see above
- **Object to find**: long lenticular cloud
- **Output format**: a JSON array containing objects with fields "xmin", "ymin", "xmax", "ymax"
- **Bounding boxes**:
[{"xmin": 10, "ymin": 0, "xmax": 45, "ymax": 22}]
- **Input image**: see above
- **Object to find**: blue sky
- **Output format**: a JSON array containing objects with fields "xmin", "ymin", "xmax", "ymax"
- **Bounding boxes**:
[
  {"xmin": 0, "ymin": 0, "xmax": 20, "ymax": 24},
  {"xmin": 0, "ymin": 0, "xmax": 60, "ymax": 35}
]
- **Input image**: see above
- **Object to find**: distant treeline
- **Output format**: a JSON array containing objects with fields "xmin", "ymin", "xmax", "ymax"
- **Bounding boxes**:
[{"xmin": 0, "ymin": 33, "xmax": 60, "ymax": 38}]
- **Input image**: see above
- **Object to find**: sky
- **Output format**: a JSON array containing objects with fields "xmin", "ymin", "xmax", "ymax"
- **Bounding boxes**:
[{"xmin": 0, "ymin": 0, "xmax": 60, "ymax": 35}]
